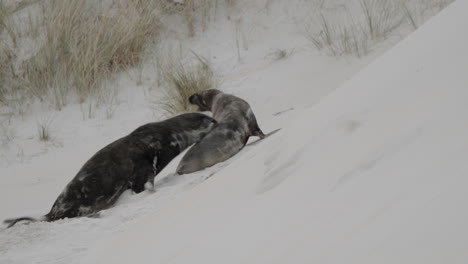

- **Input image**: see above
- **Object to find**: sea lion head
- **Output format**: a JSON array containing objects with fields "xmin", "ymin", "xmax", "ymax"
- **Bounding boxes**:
[
  {"xmin": 188, "ymin": 89, "xmax": 222, "ymax": 112},
  {"xmin": 179, "ymin": 113, "xmax": 217, "ymax": 138}
]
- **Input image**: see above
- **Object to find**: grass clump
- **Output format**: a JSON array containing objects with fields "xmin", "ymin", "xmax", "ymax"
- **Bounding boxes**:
[
  {"xmin": 0, "ymin": 1, "xmax": 17, "ymax": 46},
  {"xmin": 267, "ymin": 49, "xmax": 294, "ymax": 61},
  {"xmin": 37, "ymin": 123, "xmax": 50, "ymax": 141},
  {"xmin": 157, "ymin": 51, "xmax": 217, "ymax": 116},
  {"xmin": 0, "ymin": 2, "xmax": 14, "ymax": 103},
  {"xmin": 306, "ymin": 0, "xmax": 401, "ymax": 57},
  {"xmin": 401, "ymin": 0, "xmax": 454, "ymax": 30},
  {"xmin": 36, "ymin": 116, "xmax": 53, "ymax": 142},
  {"xmin": 360, "ymin": 0, "xmax": 402, "ymax": 40},
  {"xmin": 0, "ymin": 2, "xmax": 7, "ymax": 31},
  {"xmin": 22, "ymin": 0, "xmax": 160, "ymax": 109},
  {"xmin": 306, "ymin": 0, "xmax": 453, "ymax": 58},
  {"xmin": 306, "ymin": 12, "xmax": 370, "ymax": 57},
  {"xmin": 156, "ymin": 0, "xmax": 217, "ymax": 37},
  {"xmin": 0, "ymin": 44, "xmax": 14, "ymax": 103}
]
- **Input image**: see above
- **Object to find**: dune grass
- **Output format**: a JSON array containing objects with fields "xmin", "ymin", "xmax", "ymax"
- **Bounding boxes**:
[
  {"xmin": 157, "ymin": 51, "xmax": 217, "ymax": 116},
  {"xmin": 306, "ymin": 0, "xmax": 453, "ymax": 57},
  {"xmin": 20, "ymin": 0, "xmax": 160, "ymax": 109}
]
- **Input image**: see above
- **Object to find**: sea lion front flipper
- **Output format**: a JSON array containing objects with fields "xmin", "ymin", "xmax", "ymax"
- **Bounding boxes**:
[
  {"xmin": 144, "ymin": 150, "xmax": 179, "ymax": 191},
  {"xmin": 247, "ymin": 128, "xmax": 282, "ymax": 147}
]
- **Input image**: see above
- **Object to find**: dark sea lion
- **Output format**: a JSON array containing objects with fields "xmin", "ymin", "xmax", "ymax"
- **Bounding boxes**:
[
  {"xmin": 176, "ymin": 89, "xmax": 265, "ymax": 174},
  {"xmin": 4, "ymin": 113, "xmax": 216, "ymax": 228}
]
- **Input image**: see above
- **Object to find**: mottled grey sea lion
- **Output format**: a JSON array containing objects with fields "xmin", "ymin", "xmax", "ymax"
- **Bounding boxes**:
[
  {"xmin": 176, "ymin": 89, "xmax": 265, "ymax": 174},
  {"xmin": 4, "ymin": 113, "xmax": 216, "ymax": 228}
]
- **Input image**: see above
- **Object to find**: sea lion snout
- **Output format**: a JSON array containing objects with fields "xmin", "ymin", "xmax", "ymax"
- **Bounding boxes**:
[{"xmin": 188, "ymin": 93, "xmax": 210, "ymax": 111}]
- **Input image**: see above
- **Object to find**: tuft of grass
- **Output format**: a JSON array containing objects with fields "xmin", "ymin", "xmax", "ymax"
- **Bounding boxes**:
[
  {"xmin": 37, "ymin": 117, "xmax": 53, "ymax": 142},
  {"xmin": 157, "ymin": 51, "xmax": 217, "ymax": 116},
  {"xmin": 0, "ymin": 1, "xmax": 17, "ymax": 46},
  {"xmin": 401, "ymin": 0, "xmax": 454, "ymax": 31},
  {"xmin": 273, "ymin": 49, "xmax": 288, "ymax": 60},
  {"xmin": 22, "ymin": 0, "xmax": 161, "ymax": 107},
  {"xmin": 156, "ymin": 0, "xmax": 217, "ymax": 37},
  {"xmin": 0, "ymin": 121, "xmax": 15, "ymax": 147},
  {"xmin": 184, "ymin": 0, "xmax": 218, "ymax": 37},
  {"xmin": 268, "ymin": 49, "xmax": 293, "ymax": 61},
  {"xmin": 0, "ymin": 3, "xmax": 13, "ymax": 103},
  {"xmin": 0, "ymin": 2, "xmax": 7, "ymax": 31},
  {"xmin": 96, "ymin": 85, "xmax": 120, "ymax": 120},
  {"xmin": 37, "ymin": 125, "xmax": 50, "ymax": 141},
  {"xmin": 0, "ymin": 45, "xmax": 11, "ymax": 103},
  {"xmin": 0, "ymin": 45, "xmax": 18, "ymax": 105},
  {"xmin": 306, "ymin": 0, "xmax": 453, "ymax": 58},
  {"xmin": 402, "ymin": 3, "xmax": 418, "ymax": 30},
  {"xmin": 360, "ymin": 0, "xmax": 402, "ymax": 40},
  {"xmin": 306, "ymin": 12, "xmax": 369, "ymax": 57},
  {"xmin": 306, "ymin": 0, "xmax": 400, "ymax": 57}
]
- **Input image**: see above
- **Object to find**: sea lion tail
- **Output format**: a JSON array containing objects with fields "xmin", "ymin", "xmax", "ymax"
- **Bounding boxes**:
[
  {"xmin": 3, "ymin": 215, "xmax": 49, "ymax": 228},
  {"xmin": 252, "ymin": 127, "xmax": 266, "ymax": 139}
]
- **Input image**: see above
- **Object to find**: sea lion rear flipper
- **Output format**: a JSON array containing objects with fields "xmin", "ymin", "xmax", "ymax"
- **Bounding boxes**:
[
  {"xmin": 246, "ymin": 128, "xmax": 281, "ymax": 147},
  {"xmin": 4, "ymin": 216, "xmax": 44, "ymax": 228},
  {"xmin": 252, "ymin": 128, "xmax": 266, "ymax": 139}
]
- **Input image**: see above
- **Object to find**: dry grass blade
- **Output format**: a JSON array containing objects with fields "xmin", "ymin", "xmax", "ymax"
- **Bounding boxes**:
[
  {"xmin": 36, "ymin": 116, "xmax": 54, "ymax": 142},
  {"xmin": 0, "ymin": 2, "xmax": 17, "ymax": 105},
  {"xmin": 0, "ymin": 2, "xmax": 7, "ymax": 30},
  {"xmin": 360, "ymin": 0, "xmax": 402, "ymax": 40},
  {"xmin": 22, "ymin": 0, "xmax": 161, "ymax": 106},
  {"xmin": 304, "ymin": 0, "xmax": 453, "ymax": 58},
  {"xmin": 157, "ymin": 51, "xmax": 217, "ymax": 116},
  {"xmin": 402, "ymin": 3, "xmax": 418, "ymax": 30},
  {"xmin": 306, "ymin": 11, "xmax": 369, "ymax": 57}
]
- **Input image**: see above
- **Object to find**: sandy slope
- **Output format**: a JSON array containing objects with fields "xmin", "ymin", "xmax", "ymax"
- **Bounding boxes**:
[
  {"xmin": 1, "ymin": 0, "xmax": 465, "ymax": 263},
  {"xmin": 0, "ymin": 1, "xmax": 370, "ymax": 263},
  {"xmin": 85, "ymin": 0, "xmax": 468, "ymax": 263}
]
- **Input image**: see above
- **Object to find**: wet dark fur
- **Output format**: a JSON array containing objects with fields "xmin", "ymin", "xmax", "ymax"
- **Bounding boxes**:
[
  {"xmin": 4, "ymin": 113, "xmax": 216, "ymax": 228},
  {"xmin": 176, "ymin": 89, "xmax": 265, "ymax": 174}
]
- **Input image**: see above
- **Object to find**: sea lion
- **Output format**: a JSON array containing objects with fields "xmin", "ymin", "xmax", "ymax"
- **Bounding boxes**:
[
  {"xmin": 176, "ymin": 89, "xmax": 265, "ymax": 174},
  {"xmin": 4, "ymin": 113, "xmax": 216, "ymax": 228}
]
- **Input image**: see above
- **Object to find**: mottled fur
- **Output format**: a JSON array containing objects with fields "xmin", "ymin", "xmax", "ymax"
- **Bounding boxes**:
[
  {"xmin": 4, "ymin": 113, "xmax": 216, "ymax": 228},
  {"xmin": 177, "ymin": 89, "xmax": 264, "ymax": 174}
]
